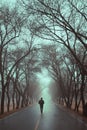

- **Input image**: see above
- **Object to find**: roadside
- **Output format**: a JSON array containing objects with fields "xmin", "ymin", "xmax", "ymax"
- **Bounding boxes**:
[
  {"xmin": 56, "ymin": 103, "xmax": 87, "ymax": 125},
  {"xmin": 0, "ymin": 104, "xmax": 32, "ymax": 119}
]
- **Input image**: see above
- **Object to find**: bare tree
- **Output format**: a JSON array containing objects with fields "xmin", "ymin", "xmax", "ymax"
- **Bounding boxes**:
[
  {"xmin": 0, "ymin": 6, "xmax": 25, "ymax": 114},
  {"xmin": 20, "ymin": 0, "xmax": 87, "ymax": 114},
  {"xmin": 0, "ymin": 5, "xmax": 37, "ymax": 114}
]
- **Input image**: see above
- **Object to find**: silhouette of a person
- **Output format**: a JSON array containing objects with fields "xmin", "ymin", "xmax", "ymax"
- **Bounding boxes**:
[{"xmin": 38, "ymin": 97, "xmax": 44, "ymax": 114}]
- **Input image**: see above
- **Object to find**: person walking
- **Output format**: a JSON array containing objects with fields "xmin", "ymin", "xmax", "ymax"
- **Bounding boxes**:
[{"xmin": 38, "ymin": 97, "xmax": 44, "ymax": 114}]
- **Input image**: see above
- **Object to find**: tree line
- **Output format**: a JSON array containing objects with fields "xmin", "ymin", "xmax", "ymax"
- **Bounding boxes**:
[
  {"xmin": 20, "ymin": 0, "xmax": 87, "ymax": 115},
  {"xmin": 0, "ymin": 5, "xmax": 41, "ymax": 114},
  {"xmin": 0, "ymin": 0, "xmax": 87, "ymax": 116}
]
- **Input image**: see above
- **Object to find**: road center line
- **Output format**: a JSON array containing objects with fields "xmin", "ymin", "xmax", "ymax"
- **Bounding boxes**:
[{"xmin": 34, "ymin": 117, "xmax": 41, "ymax": 130}]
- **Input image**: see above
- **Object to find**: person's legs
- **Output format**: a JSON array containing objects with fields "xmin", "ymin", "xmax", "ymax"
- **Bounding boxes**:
[
  {"xmin": 41, "ymin": 108, "xmax": 43, "ymax": 113},
  {"xmin": 40, "ymin": 106, "xmax": 43, "ymax": 114}
]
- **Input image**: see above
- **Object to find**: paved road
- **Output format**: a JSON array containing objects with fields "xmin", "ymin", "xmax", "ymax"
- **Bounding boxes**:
[{"xmin": 0, "ymin": 102, "xmax": 87, "ymax": 130}]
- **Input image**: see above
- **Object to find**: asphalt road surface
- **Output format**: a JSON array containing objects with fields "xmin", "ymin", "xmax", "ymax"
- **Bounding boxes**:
[{"xmin": 0, "ymin": 101, "xmax": 87, "ymax": 130}]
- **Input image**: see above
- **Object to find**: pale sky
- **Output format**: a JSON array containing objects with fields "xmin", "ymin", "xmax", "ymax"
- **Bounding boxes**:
[{"xmin": 0, "ymin": 0, "xmax": 16, "ymax": 7}]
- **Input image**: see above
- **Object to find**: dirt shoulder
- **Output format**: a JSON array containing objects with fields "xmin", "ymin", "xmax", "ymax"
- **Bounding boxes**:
[
  {"xmin": 57, "ymin": 103, "xmax": 87, "ymax": 124},
  {"xmin": 0, "ymin": 106, "xmax": 30, "ymax": 119}
]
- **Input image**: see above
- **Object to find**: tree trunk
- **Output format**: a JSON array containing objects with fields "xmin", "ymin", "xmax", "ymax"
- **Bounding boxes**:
[
  {"xmin": 80, "ymin": 74, "xmax": 85, "ymax": 115},
  {"xmin": 21, "ymin": 95, "xmax": 25, "ymax": 108},
  {"xmin": 12, "ymin": 92, "xmax": 15, "ymax": 110},
  {"xmin": 16, "ymin": 94, "xmax": 20, "ymax": 109},
  {"xmin": 7, "ymin": 91, "xmax": 10, "ymax": 112},
  {"xmin": 1, "ymin": 87, "xmax": 5, "ymax": 114},
  {"xmin": 12, "ymin": 85, "xmax": 16, "ymax": 110}
]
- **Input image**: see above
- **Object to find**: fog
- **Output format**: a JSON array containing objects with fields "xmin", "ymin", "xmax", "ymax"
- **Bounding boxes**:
[{"xmin": 37, "ymin": 68, "xmax": 52, "ymax": 102}]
